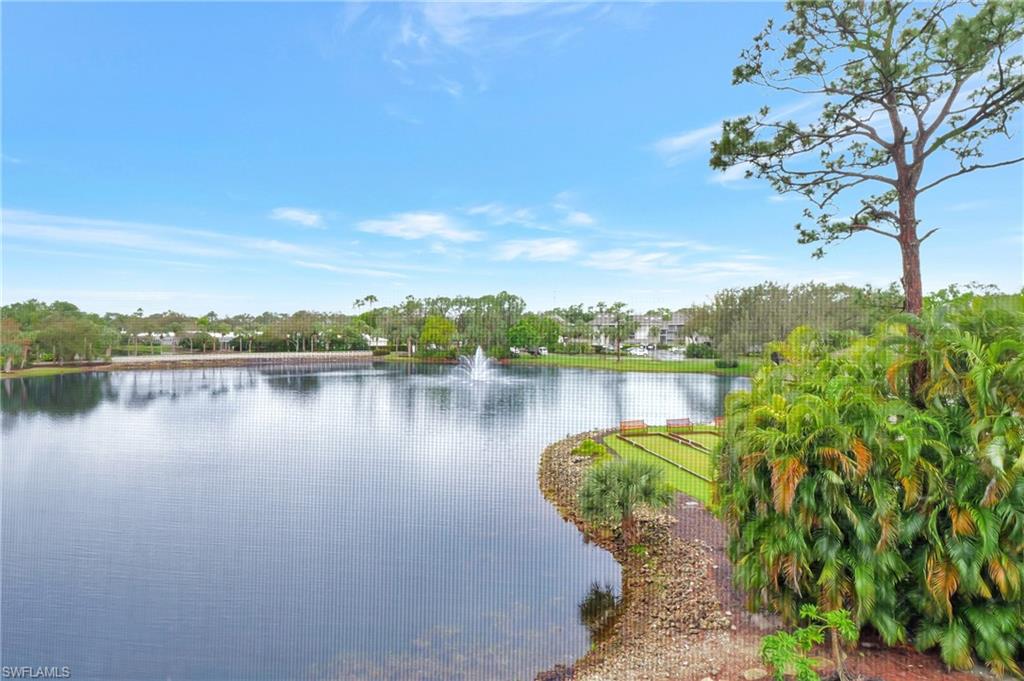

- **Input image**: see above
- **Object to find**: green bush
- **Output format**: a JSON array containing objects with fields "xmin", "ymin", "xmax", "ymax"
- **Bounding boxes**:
[
  {"xmin": 371, "ymin": 348, "xmax": 390, "ymax": 356},
  {"xmin": 686, "ymin": 342, "xmax": 717, "ymax": 359},
  {"xmin": 761, "ymin": 606, "xmax": 858, "ymax": 681},
  {"xmin": 714, "ymin": 358, "xmax": 740, "ymax": 369},
  {"xmin": 716, "ymin": 297, "xmax": 1024, "ymax": 674},
  {"xmin": 572, "ymin": 438, "xmax": 611, "ymax": 463}
]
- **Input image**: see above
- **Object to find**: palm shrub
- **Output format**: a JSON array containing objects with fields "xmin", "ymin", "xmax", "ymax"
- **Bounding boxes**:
[
  {"xmin": 579, "ymin": 458, "xmax": 674, "ymax": 546},
  {"xmin": 716, "ymin": 296, "xmax": 1024, "ymax": 675}
]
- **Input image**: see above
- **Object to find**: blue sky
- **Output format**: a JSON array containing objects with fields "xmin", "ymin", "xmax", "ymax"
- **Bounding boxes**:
[{"xmin": 2, "ymin": 2, "xmax": 1021, "ymax": 315}]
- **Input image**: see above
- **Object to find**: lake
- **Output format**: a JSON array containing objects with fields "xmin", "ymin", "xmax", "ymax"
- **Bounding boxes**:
[{"xmin": 1, "ymin": 362, "xmax": 747, "ymax": 680}]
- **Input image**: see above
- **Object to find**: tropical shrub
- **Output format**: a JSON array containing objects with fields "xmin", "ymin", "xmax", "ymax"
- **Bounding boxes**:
[
  {"xmin": 716, "ymin": 297, "xmax": 1024, "ymax": 674},
  {"xmin": 686, "ymin": 342, "xmax": 717, "ymax": 359},
  {"xmin": 760, "ymin": 605, "xmax": 858, "ymax": 681},
  {"xmin": 579, "ymin": 458, "xmax": 674, "ymax": 546},
  {"xmin": 715, "ymin": 358, "xmax": 740, "ymax": 369}
]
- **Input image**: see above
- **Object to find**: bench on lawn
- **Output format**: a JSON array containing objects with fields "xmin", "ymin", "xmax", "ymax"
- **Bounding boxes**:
[
  {"xmin": 619, "ymin": 420, "xmax": 648, "ymax": 435},
  {"xmin": 666, "ymin": 418, "xmax": 693, "ymax": 433},
  {"xmin": 712, "ymin": 416, "xmax": 725, "ymax": 428}
]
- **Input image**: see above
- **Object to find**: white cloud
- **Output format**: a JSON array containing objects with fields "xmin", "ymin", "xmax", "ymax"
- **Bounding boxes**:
[
  {"xmin": 564, "ymin": 210, "xmax": 595, "ymax": 226},
  {"xmin": 419, "ymin": 3, "xmax": 549, "ymax": 48},
  {"xmin": 648, "ymin": 239, "xmax": 717, "ymax": 252},
  {"xmin": 466, "ymin": 202, "xmax": 536, "ymax": 226},
  {"xmin": 292, "ymin": 260, "xmax": 407, "ymax": 279},
  {"xmin": 269, "ymin": 207, "xmax": 325, "ymax": 229},
  {"xmin": 2, "ymin": 210, "xmax": 237, "ymax": 259},
  {"xmin": 244, "ymin": 238, "xmax": 319, "ymax": 257},
  {"xmin": 652, "ymin": 122, "xmax": 722, "ymax": 166},
  {"xmin": 357, "ymin": 211, "xmax": 482, "ymax": 242},
  {"xmin": 495, "ymin": 238, "xmax": 579, "ymax": 261},
  {"xmin": 551, "ymin": 192, "xmax": 600, "ymax": 229},
  {"xmin": 585, "ymin": 249, "xmax": 680, "ymax": 274},
  {"xmin": 436, "ymin": 76, "xmax": 464, "ymax": 98},
  {"xmin": 583, "ymin": 247, "xmax": 780, "ymax": 282},
  {"xmin": 2, "ymin": 209, "xmax": 322, "ymax": 260}
]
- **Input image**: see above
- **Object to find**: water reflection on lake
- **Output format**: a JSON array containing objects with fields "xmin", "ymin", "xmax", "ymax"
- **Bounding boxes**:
[{"xmin": 2, "ymin": 362, "xmax": 747, "ymax": 680}]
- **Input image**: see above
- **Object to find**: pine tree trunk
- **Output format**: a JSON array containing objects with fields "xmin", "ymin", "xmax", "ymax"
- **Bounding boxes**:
[
  {"xmin": 898, "ymin": 194, "xmax": 927, "ymax": 395},
  {"xmin": 898, "ymin": 220, "xmax": 923, "ymax": 316}
]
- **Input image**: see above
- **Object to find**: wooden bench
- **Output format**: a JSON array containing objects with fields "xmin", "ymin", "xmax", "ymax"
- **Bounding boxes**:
[
  {"xmin": 666, "ymin": 418, "xmax": 692, "ymax": 433},
  {"xmin": 712, "ymin": 416, "xmax": 725, "ymax": 429},
  {"xmin": 619, "ymin": 420, "xmax": 648, "ymax": 435}
]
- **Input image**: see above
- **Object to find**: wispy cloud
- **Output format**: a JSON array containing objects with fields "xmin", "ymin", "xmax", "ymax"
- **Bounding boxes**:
[
  {"xmin": 292, "ymin": 260, "xmax": 407, "ymax": 279},
  {"xmin": 585, "ymin": 249, "xmax": 680, "ymax": 274},
  {"xmin": 645, "ymin": 239, "xmax": 717, "ymax": 252},
  {"xmin": 552, "ymin": 191, "xmax": 599, "ymax": 229},
  {"xmin": 654, "ymin": 97, "xmax": 821, "ymax": 168},
  {"xmin": 584, "ymin": 247, "xmax": 779, "ymax": 281},
  {"xmin": 384, "ymin": 4, "xmax": 627, "ymax": 98},
  {"xmin": 357, "ymin": 211, "xmax": 482, "ymax": 242},
  {"xmin": 652, "ymin": 123, "xmax": 722, "ymax": 166},
  {"xmin": 564, "ymin": 210, "xmax": 595, "ymax": 227},
  {"xmin": 269, "ymin": 207, "xmax": 325, "ymax": 229},
  {"xmin": 384, "ymin": 105, "xmax": 422, "ymax": 126},
  {"xmin": 495, "ymin": 238, "xmax": 578, "ymax": 261},
  {"xmin": 2, "ymin": 209, "xmax": 322, "ymax": 261},
  {"xmin": 466, "ymin": 202, "xmax": 540, "ymax": 227},
  {"xmin": 2, "ymin": 210, "xmax": 238, "ymax": 259},
  {"xmin": 418, "ymin": 3, "xmax": 557, "ymax": 49}
]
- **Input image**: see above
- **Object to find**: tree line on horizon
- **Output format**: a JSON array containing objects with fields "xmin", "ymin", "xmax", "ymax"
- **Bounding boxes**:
[{"xmin": 2, "ymin": 281, "xmax": 1015, "ymax": 367}]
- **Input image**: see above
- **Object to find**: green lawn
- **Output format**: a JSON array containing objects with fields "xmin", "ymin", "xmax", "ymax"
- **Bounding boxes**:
[
  {"xmin": 673, "ymin": 431, "xmax": 722, "ymax": 450},
  {"xmin": 511, "ymin": 353, "xmax": 758, "ymax": 375},
  {"xmin": 606, "ymin": 435, "xmax": 713, "ymax": 504},
  {"xmin": 1, "ymin": 365, "xmax": 108, "ymax": 379},
  {"xmin": 628, "ymin": 434, "xmax": 715, "ymax": 479}
]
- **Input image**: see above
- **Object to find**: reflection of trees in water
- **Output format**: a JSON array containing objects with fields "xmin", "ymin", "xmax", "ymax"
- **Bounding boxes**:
[
  {"xmin": 1, "ymin": 373, "xmax": 118, "ymax": 421},
  {"xmin": 578, "ymin": 582, "xmax": 619, "ymax": 642},
  {"xmin": 260, "ymin": 363, "xmax": 393, "ymax": 399}
]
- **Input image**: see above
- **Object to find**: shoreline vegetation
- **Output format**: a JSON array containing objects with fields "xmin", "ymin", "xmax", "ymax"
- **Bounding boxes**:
[
  {"xmin": 536, "ymin": 430, "xmax": 737, "ymax": 680},
  {"xmin": 535, "ymin": 429, "xmax": 991, "ymax": 681},
  {"xmin": 0, "ymin": 351, "xmax": 758, "ymax": 380}
]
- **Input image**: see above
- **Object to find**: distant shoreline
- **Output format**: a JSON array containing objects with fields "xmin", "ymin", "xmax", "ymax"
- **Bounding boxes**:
[
  {"xmin": 2, "ymin": 351, "xmax": 756, "ymax": 379},
  {"xmin": 0, "ymin": 351, "xmax": 374, "ymax": 379}
]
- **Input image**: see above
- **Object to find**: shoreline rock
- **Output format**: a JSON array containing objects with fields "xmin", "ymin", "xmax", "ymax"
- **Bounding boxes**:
[{"xmin": 536, "ymin": 431, "xmax": 732, "ymax": 680}]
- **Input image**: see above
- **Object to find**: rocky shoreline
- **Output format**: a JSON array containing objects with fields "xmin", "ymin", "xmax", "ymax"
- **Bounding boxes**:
[{"xmin": 536, "ymin": 431, "xmax": 737, "ymax": 681}]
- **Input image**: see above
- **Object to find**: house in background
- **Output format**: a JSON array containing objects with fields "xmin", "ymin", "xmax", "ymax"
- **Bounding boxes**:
[{"xmin": 590, "ymin": 310, "xmax": 706, "ymax": 348}]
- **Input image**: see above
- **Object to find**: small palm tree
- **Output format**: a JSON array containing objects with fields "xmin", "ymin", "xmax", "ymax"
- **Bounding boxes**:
[{"xmin": 578, "ymin": 458, "xmax": 674, "ymax": 546}]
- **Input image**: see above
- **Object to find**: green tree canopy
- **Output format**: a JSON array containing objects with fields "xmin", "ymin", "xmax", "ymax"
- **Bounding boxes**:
[{"xmin": 419, "ymin": 315, "xmax": 457, "ymax": 348}]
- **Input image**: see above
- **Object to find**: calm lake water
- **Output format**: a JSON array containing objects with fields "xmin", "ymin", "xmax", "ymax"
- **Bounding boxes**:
[{"xmin": 2, "ymin": 362, "xmax": 747, "ymax": 680}]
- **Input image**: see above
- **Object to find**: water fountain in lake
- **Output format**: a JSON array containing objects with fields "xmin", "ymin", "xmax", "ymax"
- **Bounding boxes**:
[{"xmin": 457, "ymin": 346, "xmax": 495, "ymax": 382}]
